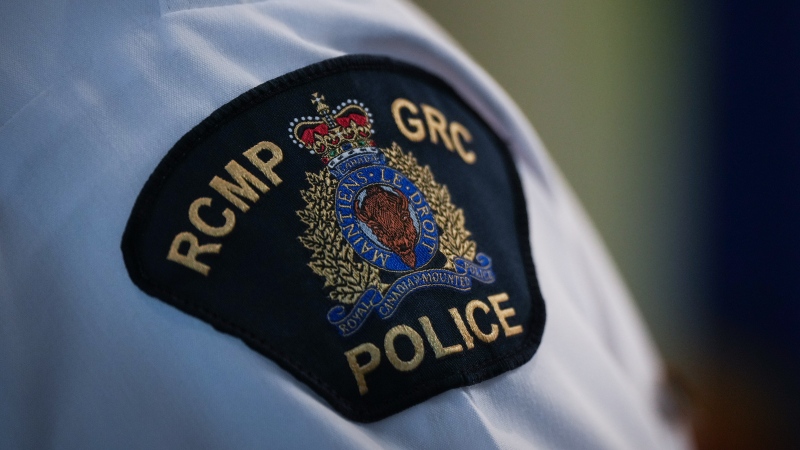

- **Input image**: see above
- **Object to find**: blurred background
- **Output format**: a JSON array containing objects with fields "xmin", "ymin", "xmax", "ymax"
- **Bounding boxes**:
[{"xmin": 412, "ymin": 1, "xmax": 799, "ymax": 448}]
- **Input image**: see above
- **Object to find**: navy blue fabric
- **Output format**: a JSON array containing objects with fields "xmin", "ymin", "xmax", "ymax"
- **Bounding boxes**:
[
  {"xmin": 122, "ymin": 55, "xmax": 546, "ymax": 421},
  {"xmin": 711, "ymin": 2, "xmax": 800, "ymax": 443}
]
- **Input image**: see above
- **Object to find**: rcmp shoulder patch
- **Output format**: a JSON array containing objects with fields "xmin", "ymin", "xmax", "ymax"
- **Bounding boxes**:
[{"xmin": 122, "ymin": 55, "xmax": 546, "ymax": 422}]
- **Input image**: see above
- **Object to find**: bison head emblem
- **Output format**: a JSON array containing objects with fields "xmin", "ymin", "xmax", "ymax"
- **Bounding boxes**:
[{"xmin": 355, "ymin": 185, "xmax": 419, "ymax": 268}]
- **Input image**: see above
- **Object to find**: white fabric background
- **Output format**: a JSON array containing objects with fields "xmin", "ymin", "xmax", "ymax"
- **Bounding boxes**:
[{"xmin": 0, "ymin": 0, "xmax": 691, "ymax": 448}]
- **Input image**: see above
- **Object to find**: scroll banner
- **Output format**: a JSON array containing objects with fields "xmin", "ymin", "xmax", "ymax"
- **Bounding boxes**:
[
  {"xmin": 327, "ymin": 253, "xmax": 496, "ymax": 336},
  {"xmin": 327, "ymin": 147, "xmax": 385, "ymax": 179}
]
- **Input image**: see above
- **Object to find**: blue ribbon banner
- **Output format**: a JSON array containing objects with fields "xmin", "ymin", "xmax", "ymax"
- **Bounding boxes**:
[
  {"xmin": 327, "ymin": 146, "xmax": 385, "ymax": 179},
  {"xmin": 327, "ymin": 253, "xmax": 496, "ymax": 336}
]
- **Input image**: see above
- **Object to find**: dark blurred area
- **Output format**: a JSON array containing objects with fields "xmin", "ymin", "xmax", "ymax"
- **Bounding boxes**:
[
  {"xmin": 705, "ymin": 2, "xmax": 800, "ymax": 448},
  {"xmin": 413, "ymin": 1, "xmax": 799, "ymax": 448}
]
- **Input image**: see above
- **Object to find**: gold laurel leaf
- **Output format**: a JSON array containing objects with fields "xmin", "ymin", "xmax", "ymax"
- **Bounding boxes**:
[
  {"xmin": 383, "ymin": 143, "xmax": 477, "ymax": 269},
  {"xmin": 297, "ymin": 144, "xmax": 477, "ymax": 305},
  {"xmin": 297, "ymin": 168, "xmax": 382, "ymax": 304}
]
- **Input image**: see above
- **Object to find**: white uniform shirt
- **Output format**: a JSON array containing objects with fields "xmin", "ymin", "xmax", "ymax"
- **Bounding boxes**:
[{"xmin": 0, "ymin": 0, "xmax": 691, "ymax": 448}]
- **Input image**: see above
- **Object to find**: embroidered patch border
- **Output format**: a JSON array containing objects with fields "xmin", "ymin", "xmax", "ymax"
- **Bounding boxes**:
[{"xmin": 122, "ymin": 54, "xmax": 546, "ymax": 422}]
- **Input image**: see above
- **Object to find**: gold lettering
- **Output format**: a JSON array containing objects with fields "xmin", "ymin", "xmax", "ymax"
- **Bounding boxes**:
[
  {"xmin": 419, "ymin": 316, "xmax": 463, "ymax": 358},
  {"xmin": 358, "ymin": 240, "xmax": 374, "ymax": 255},
  {"xmin": 370, "ymin": 251, "xmax": 389, "ymax": 266},
  {"xmin": 166, "ymin": 232, "xmax": 221, "ymax": 276},
  {"xmin": 243, "ymin": 141, "xmax": 283, "ymax": 186},
  {"xmin": 341, "ymin": 223, "xmax": 360, "ymax": 239},
  {"xmin": 341, "ymin": 178, "xmax": 360, "ymax": 193},
  {"xmin": 488, "ymin": 292, "xmax": 523, "ymax": 337},
  {"xmin": 465, "ymin": 299, "xmax": 499, "ymax": 343},
  {"xmin": 338, "ymin": 190, "xmax": 353, "ymax": 203},
  {"xmin": 209, "ymin": 161, "xmax": 269, "ymax": 212},
  {"xmin": 384, "ymin": 324, "xmax": 425, "ymax": 371},
  {"xmin": 188, "ymin": 197, "xmax": 235, "ymax": 237},
  {"xmin": 448, "ymin": 307, "xmax": 475, "ymax": 349},
  {"xmin": 344, "ymin": 343, "xmax": 381, "ymax": 396},
  {"xmin": 449, "ymin": 121, "xmax": 476, "ymax": 164},
  {"xmin": 391, "ymin": 98, "xmax": 426, "ymax": 142},
  {"xmin": 421, "ymin": 104, "xmax": 454, "ymax": 151}
]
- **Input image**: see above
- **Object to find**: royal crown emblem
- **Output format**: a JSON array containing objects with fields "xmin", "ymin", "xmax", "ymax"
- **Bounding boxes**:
[
  {"xmin": 295, "ymin": 92, "xmax": 496, "ymax": 336},
  {"xmin": 289, "ymin": 92, "xmax": 375, "ymax": 167},
  {"xmin": 124, "ymin": 56, "xmax": 545, "ymax": 420}
]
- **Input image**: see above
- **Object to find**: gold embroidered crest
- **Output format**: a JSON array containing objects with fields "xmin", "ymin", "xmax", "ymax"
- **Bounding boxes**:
[{"xmin": 298, "ymin": 143, "xmax": 476, "ymax": 305}]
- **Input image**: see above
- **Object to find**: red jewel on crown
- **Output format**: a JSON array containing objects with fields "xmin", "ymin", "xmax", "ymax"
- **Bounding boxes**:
[{"xmin": 289, "ymin": 92, "xmax": 376, "ymax": 165}]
